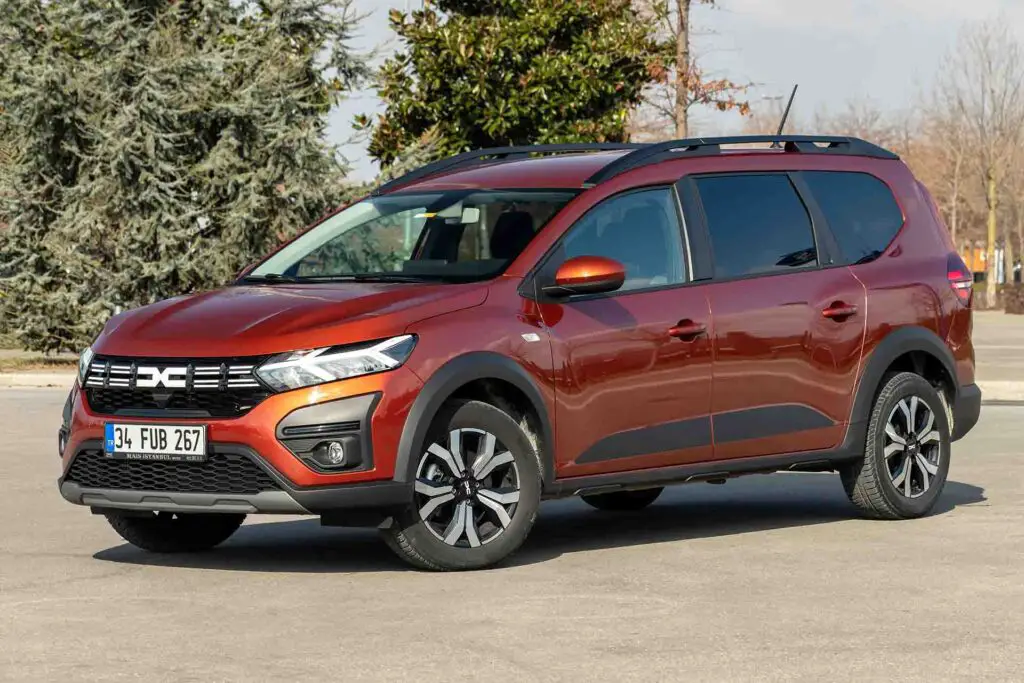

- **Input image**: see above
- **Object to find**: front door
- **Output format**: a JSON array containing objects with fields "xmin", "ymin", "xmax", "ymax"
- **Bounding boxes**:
[
  {"xmin": 536, "ymin": 186, "xmax": 714, "ymax": 478},
  {"xmin": 688, "ymin": 172, "xmax": 867, "ymax": 460}
]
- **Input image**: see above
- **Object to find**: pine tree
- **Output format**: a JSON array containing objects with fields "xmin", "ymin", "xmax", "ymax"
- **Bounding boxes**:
[
  {"xmin": 0, "ymin": 0, "xmax": 366, "ymax": 352},
  {"xmin": 362, "ymin": 0, "xmax": 667, "ymax": 165}
]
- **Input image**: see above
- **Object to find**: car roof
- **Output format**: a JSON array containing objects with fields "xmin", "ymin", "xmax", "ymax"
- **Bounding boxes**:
[
  {"xmin": 380, "ymin": 136, "xmax": 900, "ymax": 195},
  {"xmin": 391, "ymin": 151, "xmax": 633, "ymax": 193}
]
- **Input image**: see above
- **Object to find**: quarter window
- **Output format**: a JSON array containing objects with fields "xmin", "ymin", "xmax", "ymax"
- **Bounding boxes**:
[
  {"xmin": 696, "ymin": 174, "xmax": 817, "ymax": 278},
  {"xmin": 557, "ymin": 188, "xmax": 686, "ymax": 292},
  {"xmin": 802, "ymin": 171, "xmax": 904, "ymax": 264}
]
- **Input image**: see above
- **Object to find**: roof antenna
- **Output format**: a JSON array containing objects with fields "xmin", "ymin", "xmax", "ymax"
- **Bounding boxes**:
[{"xmin": 771, "ymin": 84, "xmax": 799, "ymax": 148}]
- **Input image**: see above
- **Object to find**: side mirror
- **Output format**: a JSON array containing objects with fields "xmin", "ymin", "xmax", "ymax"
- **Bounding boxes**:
[{"xmin": 542, "ymin": 255, "xmax": 626, "ymax": 297}]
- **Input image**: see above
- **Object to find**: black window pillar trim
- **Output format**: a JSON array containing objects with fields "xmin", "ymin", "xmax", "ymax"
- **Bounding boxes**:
[
  {"xmin": 788, "ymin": 171, "xmax": 843, "ymax": 267},
  {"xmin": 675, "ymin": 177, "xmax": 714, "ymax": 281}
]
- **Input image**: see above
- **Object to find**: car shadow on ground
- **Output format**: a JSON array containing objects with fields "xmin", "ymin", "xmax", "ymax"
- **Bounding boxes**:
[{"xmin": 93, "ymin": 474, "xmax": 986, "ymax": 573}]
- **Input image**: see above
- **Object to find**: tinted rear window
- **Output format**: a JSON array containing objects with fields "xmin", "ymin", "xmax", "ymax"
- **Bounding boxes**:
[
  {"xmin": 803, "ymin": 171, "xmax": 903, "ymax": 264},
  {"xmin": 696, "ymin": 174, "xmax": 817, "ymax": 278}
]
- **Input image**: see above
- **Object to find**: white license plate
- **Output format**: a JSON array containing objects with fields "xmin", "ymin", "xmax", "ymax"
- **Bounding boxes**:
[{"xmin": 104, "ymin": 424, "xmax": 207, "ymax": 462}]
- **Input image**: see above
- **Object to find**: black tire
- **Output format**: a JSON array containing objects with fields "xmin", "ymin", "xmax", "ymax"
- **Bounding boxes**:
[
  {"xmin": 382, "ymin": 400, "xmax": 542, "ymax": 571},
  {"xmin": 105, "ymin": 511, "xmax": 245, "ymax": 553},
  {"xmin": 840, "ymin": 372, "xmax": 951, "ymax": 520},
  {"xmin": 581, "ymin": 487, "xmax": 663, "ymax": 511}
]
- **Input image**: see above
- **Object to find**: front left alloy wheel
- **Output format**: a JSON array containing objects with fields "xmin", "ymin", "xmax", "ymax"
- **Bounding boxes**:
[{"xmin": 383, "ymin": 400, "xmax": 541, "ymax": 570}]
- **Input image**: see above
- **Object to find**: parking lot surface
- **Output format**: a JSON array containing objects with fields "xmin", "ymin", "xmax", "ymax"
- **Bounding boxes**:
[{"xmin": 1, "ymin": 389, "xmax": 1022, "ymax": 681}]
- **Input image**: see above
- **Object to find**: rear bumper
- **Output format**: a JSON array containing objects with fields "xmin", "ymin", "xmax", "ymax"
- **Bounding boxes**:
[{"xmin": 952, "ymin": 383, "xmax": 982, "ymax": 441}]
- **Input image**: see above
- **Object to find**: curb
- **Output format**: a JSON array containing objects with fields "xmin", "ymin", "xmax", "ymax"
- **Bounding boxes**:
[
  {"xmin": 0, "ymin": 373, "xmax": 76, "ymax": 389},
  {"xmin": 976, "ymin": 381, "xmax": 1024, "ymax": 403},
  {"xmin": 1, "ymin": 373, "xmax": 1022, "ymax": 403}
]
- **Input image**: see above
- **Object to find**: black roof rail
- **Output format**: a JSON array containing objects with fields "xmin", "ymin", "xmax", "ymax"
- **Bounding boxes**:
[
  {"xmin": 371, "ymin": 143, "xmax": 644, "ymax": 196},
  {"xmin": 582, "ymin": 135, "xmax": 899, "ymax": 187}
]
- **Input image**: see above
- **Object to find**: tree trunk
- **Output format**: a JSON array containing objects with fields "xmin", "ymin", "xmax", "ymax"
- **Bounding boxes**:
[
  {"xmin": 949, "ymin": 192, "xmax": 959, "ymax": 246},
  {"xmin": 950, "ymin": 151, "xmax": 962, "ymax": 245},
  {"xmin": 986, "ymin": 165, "xmax": 999, "ymax": 309},
  {"xmin": 1006, "ymin": 234, "xmax": 1015, "ymax": 290},
  {"xmin": 1017, "ymin": 208, "xmax": 1024, "ymax": 283},
  {"xmin": 674, "ymin": 0, "xmax": 691, "ymax": 138}
]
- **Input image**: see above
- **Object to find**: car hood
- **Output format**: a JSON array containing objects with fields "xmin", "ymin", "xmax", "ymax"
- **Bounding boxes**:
[{"xmin": 94, "ymin": 282, "xmax": 489, "ymax": 358}]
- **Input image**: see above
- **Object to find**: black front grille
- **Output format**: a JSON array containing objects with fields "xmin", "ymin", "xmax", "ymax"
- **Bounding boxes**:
[
  {"xmin": 83, "ymin": 355, "xmax": 272, "ymax": 418},
  {"xmin": 65, "ymin": 450, "xmax": 281, "ymax": 494},
  {"xmin": 85, "ymin": 387, "xmax": 271, "ymax": 418}
]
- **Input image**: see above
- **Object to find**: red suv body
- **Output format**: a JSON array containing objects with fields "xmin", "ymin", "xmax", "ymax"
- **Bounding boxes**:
[{"xmin": 58, "ymin": 136, "xmax": 981, "ymax": 570}]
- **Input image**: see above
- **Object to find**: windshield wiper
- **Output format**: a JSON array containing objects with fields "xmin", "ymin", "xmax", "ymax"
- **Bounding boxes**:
[
  {"xmin": 303, "ymin": 273, "xmax": 442, "ymax": 283},
  {"xmin": 240, "ymin": 273, "xmax": 298, "ymax": 284}
]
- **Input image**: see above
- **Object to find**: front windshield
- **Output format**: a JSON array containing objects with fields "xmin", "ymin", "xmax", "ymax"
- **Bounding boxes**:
[{"xmin": 248, "ymin": 189, "xmax": 577, "ymax": 283}]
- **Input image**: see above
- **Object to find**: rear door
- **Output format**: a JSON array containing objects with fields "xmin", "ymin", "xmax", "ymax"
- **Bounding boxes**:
[
  {"xmin": 535, "ymin": 186, "xmax": 714, "ymax": 478},
  {"xmin": 683, "ymin": 173, "xmax": 867, "ymax": 460}
]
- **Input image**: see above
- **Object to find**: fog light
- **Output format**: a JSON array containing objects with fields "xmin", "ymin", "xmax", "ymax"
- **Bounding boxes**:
[
  {"xmin": 301, "ymin": 435, "xmax": 362, "ymax": 470},
  {"xmin": 323, "ymin": 441, "xmax": 345, "ymax": 466},
  {"xmin": 58, "ymin": 430, "xmax": 68, "ymax": 457}
]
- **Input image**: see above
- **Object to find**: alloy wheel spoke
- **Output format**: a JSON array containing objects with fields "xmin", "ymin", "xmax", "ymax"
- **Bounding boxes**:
[
  {"xmin": 427, "ymin": 442, "xmax": 464, "ymax": 477},
  {"xmin": 463, "ymin": 505, "xmax": 481, "ymax": 548},
  {"xmin": 885, "ymin": 423, "xmax": 906, "ymax": 445},
  {"xmin": 477, "ymin": 487, "xmax": 520, "ymax": 506},
  {"xmin": 916, "ymin": 453, "xmax": 939, "ymax": 476},
  {"xmin": 443, "ymin": 500, "xmax": 470, "ymax": 545},
  {"xmin": 473, "ymin": 449, "xmax": 514, "ymax": 480},
  {"xmin": 919, "ymin": 430, "xmax": 941, "ymax": 445},
  {"xmin": 908, "ymin": 396, "xmax": 920, "ymax": 433},
  {"xmin": 415, "ymin": 478, "xmax": 454, "ymax": 498},
  {"xmin": 448, "ymin": 430, "xmax": 468, "ymax": 474},
  {"xmin": 896, "ymin": 399, "xmax": 913, "ymax": 432},
  {"xmin": 915, "ymin": 455, "xmax": 931, "ymax": 492},
  {"xmin": 904, "ymin": 458, "xmax": 914, "ymax": 496},
  {"xmin": 891, "ymin": 455, "xmax": 911, "ymax": 488},
  {"xmin": 419, "ymin": 493, "xmax": 455, "ymax": 521},
  {"xmin": 916, "ymin": 407, "xmax": 935, "ymax": 441},
  {"xmin": 476, "ymin": 492, "xmax": 514, "ymax": 528},
  {"xmin": 883, "ymin": 443, "xmax": 904, "ymax": 458}
]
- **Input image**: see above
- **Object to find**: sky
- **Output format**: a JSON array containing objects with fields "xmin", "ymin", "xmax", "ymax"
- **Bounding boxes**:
[{"xmin": 329, "ymin": 0, "xmax": 1024, "ymax": 180}]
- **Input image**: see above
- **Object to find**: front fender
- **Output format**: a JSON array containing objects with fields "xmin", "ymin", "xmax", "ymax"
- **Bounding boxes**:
[{"xmin": 394, "ymin": 352, "xmax": 555, "ymax": 487}]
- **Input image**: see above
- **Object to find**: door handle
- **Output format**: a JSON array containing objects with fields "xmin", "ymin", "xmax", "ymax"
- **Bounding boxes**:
[
  {"xmin": 822, "ymin": 302, "xmax": 858, "ymax": 320},
  {"xmin": 668, "ymin": 320, "xmax": 707, "ymax": 340}
]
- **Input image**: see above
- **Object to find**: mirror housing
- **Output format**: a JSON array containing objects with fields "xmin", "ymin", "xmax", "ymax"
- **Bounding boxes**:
[{"xmin": 542, "ymin": 255, "xmax": 626, "ymax": 297}]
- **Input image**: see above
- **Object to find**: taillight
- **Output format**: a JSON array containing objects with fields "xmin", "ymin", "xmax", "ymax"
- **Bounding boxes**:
[{"xmin": 947, "ymin": 253, "xmax": 973, "ymax": 306}]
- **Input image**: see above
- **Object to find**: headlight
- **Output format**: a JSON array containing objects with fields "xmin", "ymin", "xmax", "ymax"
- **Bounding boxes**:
[
  {"xmin": 78, "ymin": 346, "xmax": 95, "ymax": 385},
  {"xmin": 256, "ymin": 335, "xmax": 417, "ymax": 392}
]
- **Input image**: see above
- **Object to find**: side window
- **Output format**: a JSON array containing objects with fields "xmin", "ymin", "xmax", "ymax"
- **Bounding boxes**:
[
  {"xmin": 696, "ymin": 174, "xmax": 817, "ymax": 278},
  {"xmin": 802, "ymin": 171, "xmax": 904, "ymax": 264},
  {"xmin": 559, "ymin": 188, "xmax": 686, "ymax": 292}
]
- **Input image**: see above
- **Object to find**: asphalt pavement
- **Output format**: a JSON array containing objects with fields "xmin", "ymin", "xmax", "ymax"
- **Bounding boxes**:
[{"xmin": 1, "ymin": 389, "xmax": 1022, "ymax": 681}]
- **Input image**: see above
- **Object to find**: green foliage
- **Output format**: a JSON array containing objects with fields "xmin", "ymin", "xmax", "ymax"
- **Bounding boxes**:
[
  {"xmin": 363, "ymin": 0, "xmax": 667, "ymax": 165},
  {"xmin": 0, "ymin": 0, "xmax": 366, "ymax": 352}
]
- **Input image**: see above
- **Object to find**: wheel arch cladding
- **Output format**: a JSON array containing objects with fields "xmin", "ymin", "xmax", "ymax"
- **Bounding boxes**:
[
  {"xmin": 395, "ymin": 352, "xmax": 555, "ymax": 487},
  {"xmin": 852, "ymin": 326, "xmax": 958, "ymax": 427}
]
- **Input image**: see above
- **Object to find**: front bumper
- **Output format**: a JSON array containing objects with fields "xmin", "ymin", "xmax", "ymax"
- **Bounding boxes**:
[
  {"xmin": 59, "ymin": 442, "xmax": 412, "ymax": 515},
  {"xmin": 59, "ymin": 368, "xmax": 423, "ymax": 515},
  {"xmin": 952, "ymin": 382, "xmax": 982, "ymax": 441},
  {"xmin": 59, "ymin": 481, "xmax": 308, "ymax": 514}
]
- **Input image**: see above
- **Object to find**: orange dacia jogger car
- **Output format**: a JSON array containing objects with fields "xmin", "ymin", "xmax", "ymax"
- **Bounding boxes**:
[{"xmin": 58, "ymin": 135, "xmax": 981, "ymax": 570}]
